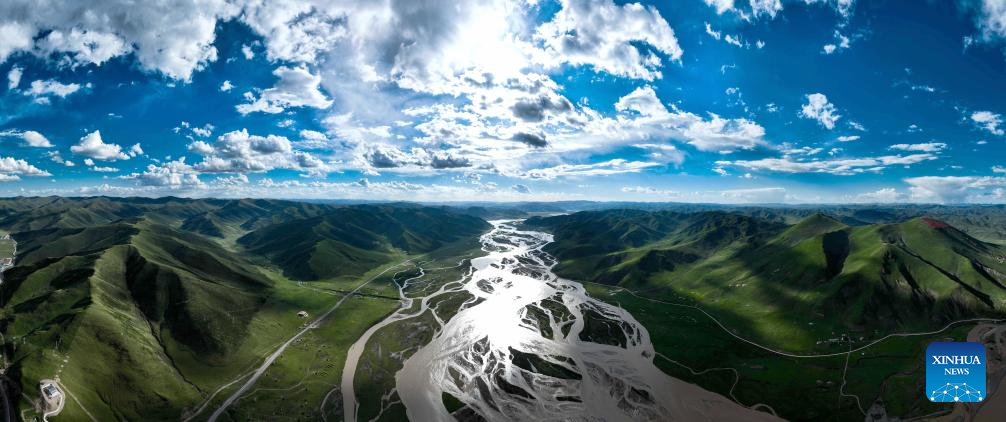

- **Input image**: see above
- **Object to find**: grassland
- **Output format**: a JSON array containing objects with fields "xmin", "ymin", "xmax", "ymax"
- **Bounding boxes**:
[
  {"xmin": 526, "ymin": 210, "xmax": 1006, "ymax": 420},
  {"xmin": 0, "ymin": 197, "xmax": 491, "ymax": 421},
  {"xmin": 0, "ymin": 229, "xmax": 13, "ymax": 260}
]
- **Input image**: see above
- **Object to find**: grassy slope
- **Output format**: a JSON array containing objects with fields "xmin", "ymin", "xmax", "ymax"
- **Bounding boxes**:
[
  {"xmin": 0, "ymin": 198, "xmax": 491, "ymax": 421},
  {"xmin": 528, "ymin": 210, "xmax": 1006, "ymax": 420}
]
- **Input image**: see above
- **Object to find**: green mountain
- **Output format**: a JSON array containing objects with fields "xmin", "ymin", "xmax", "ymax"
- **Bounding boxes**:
[
  {"xmin": 237, "ymin": 205, "xmax": 489, "ymax": 280},
  {"xmin": 0, "ymin": 197, "xmax": 489, "ymax": 420},
  {"xmin": 526, "ymin": 211, "xmax": 1006, "ymax": 337},
  {"xmin": 527, "ymin": 209, "xmax": 1006, "ymax": 420}
]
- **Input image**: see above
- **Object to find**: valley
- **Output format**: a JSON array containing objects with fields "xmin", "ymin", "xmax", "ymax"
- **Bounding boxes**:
[{"xmin": 0, "ymin": 198, "xmax": 1004, "ymax": 421}]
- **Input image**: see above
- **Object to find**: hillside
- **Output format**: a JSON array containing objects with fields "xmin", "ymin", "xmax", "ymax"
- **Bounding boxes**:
[
  {"xmin": 526, "ymin": 210, "xmax": 1006, "ymax": 341},
  {"xmin": 0, "ymin": 197, "xmax": 490, "ymax": 420},
  {"xmin": 527, "ymin": 209, "xmax": 1006, "ymax": 420},
  {"xmin": 237, "ymin": 205, "xmax": 489, "ymax": 280}
]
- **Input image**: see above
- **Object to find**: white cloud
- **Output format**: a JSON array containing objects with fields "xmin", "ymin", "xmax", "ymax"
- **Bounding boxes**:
[
  {"xmin": 750, "ymin": 0, "xmax": 784, "ymax": 18},
  {"xmin": 837, "ymin": 135, "xmax": 860, "ymax": 142},
  {"xmin": 0, "ymin": 156, "xmax": 51, "ymax": 180},
  {"xmin": 0, "ymin": 1, "xmax": 239, "ymax": 80},
  {"xmin": 70, "ymin": 130, "xmax": 130, "ymax": 161},
  {"xmin": 716, "ymin": 153, "xmax": 937, "ymax": 175},
  {"xmin": 241, "ymin": 44, "xmax": 255, "ymax": 60},
  {"xmin": 621, "ymin": 185, "xmax": 678, "ymax": 196},
  {"xmin": 888, "ymin": 142, "xmax": 947, "ymax": 152},
  {"xmin": 188, "ymin": 129, "xmax": 333, "ymax": 177},
  {"xmin": 800, "ymin": 93, "xmax": 841, "ymax": 129},
  {"xmin": 993, "ymin": 165, "xmax": 1006, "ymax": 174},
  {"xmin": 7, "ymin": 66, "xmax": 21, "ymax": 90},
  {"xmin": 22, "ymin": 130, "xmax": 52, "ymax": 148},
  {"xmin": 719, "ymin": 187, "xmax": 787, "ymax": 203},
  {"xmin": 822, "ymin": 30, "xmax": 851, "ymax": 54},
  {"xmin": 220, "ymin": 80, "xmax": 234, "ymax": 92},
  {"xmin": 535, "ymin": 0, "xmax": 682, "ymax": 81},
  {"xmin": 0, "ymin": 129, "xmax": 52, "ymax": 147},
  {"xmin": 0, "ymin": 22, "xmax": 34, "ymax": 63},
  {"xmin": 120, "ymin": 158, "xmax": 203, "ymax": 187},
  {"xmin": 971, "ymin": 0, "xmax": 1006, "ymax": 41},
  {"xmin": 633, "ymin": 143, "xmax": 685, "ymax": 165},
  {"xmin": 587, "ymin": 86, "xmax": 765, "ymax": 153},
  {"xmin": 237, "ymin": 66, "xmax": 333, "ymax": 115},
  {"xmin": 704, "ymin": 0, "xmax": 736, "ymax": 15},
  {"xmin": 515, "ymin": 159, "xmax": 661, "ymax": 180},
  {"xmin": 37, "ymin": 28, "xmax": 129, "ymax": 66},
  {"xmin": 847, "ymin": 188, "xmax": 902, "ymax": 203},
  {"xmin": 129, "ymin": 143, "xmax": 144, "ymax": 157},
  {"xmin": 25, "ymin": 79, "xmax": 82, "ymax": 98},
  {"xmin": 705, "ymin": 23, "xmax": 746, "ymax": 48},
  {"xmin": 905, "ymin": 176, "xmax": 1006, "ymax": 203},
  {"xmin": 971, "ymin": 111, "xmax": 1004, "ymax": 135}
]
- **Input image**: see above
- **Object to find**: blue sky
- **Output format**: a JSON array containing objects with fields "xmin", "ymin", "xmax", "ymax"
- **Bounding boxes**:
[{"xmin": 1, "ymin": 0, "xmax": 1005, "ymax": 203}]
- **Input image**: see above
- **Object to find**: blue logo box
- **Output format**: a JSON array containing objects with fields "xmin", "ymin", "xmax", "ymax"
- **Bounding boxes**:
[{"xmin": 926, "ymin": 342, "xmax": 986, "ymax": 402}]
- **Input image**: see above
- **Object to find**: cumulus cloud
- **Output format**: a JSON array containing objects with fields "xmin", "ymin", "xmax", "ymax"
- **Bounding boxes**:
[
  {"xmin": 583, "ymin": 86, "xmax": 765, "ymax": 153},
  {"xmin": 25, "ymin": 79, "xmax": 83, "ymax": 98},
  {"xmin": 70, "ymin": 130, "xmax": 130, "ymax": 161},
  {"xmin": 429, "ymin": 153, "xmax": 472, "ymax": 169},
  {"xmin": 799, "ymin": 93, "xmax": 840, "ymax": 129},
  {"xmin": 22, "ymin": 130, "xmax": 52, "ymax": 148},
  {"xmin": 512, "ymin": 132, "xmax": 548, "ymax": 148},
  {"xmin": 704, "ymin": 0, "xmax": 737, "ymax": 15},
  {"xmin": 0, "ymin": 129, "xmax": 52, "ymax": 147},
  {"xmin": 971, "ymin": 111, "xmax": 1004, "ymax": 135},
  {"xmin": 220, "ymin": 80, "xmax": 234, "ymax": 92},
  {"xmin": 0, "ymin": 22, "xmax": 33, "ymax": 63},
  {"xmin": 0, "ymin": 156, "xmax": 51, "ymax": 181},
  {"xmin": 37, "ymin": 28, "xmax": 129, "ymax": 66},
  {"xmin": 970, "ymin": 0, "xmax": 1006, "ymax": 42},
  {"xmin": 189, "ymin": 129, "xmax": 332, "ymax": 176},
  {"xmin": 905, "ymin": 176, "xmax": 1006, "ymax": 203},
  {"xmin": 837, "ymin": 135, "xmax": 860, "ymax": 142},
  {"xmin": 237, "ymin": 66, "xmax": 333, "ymax": 114},
  {"xmin": 121, "ymin": 158, "xmax": 202, "ymax": 187},
  {"xmin": 0, "ymin": 0, "xmax": 239, "ymax": 80},
  {"xmin": 511, "ymin": 95, "xmax": 573, "ymax": 122},
  {"xmin": 535, "ymin": 0, "xmax": 683, "ymax": 81}
]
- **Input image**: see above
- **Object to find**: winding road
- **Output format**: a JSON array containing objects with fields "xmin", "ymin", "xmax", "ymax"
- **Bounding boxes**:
[{"xmin": 204, "ymin": 260, "xmax": 411, "ymax": 422}]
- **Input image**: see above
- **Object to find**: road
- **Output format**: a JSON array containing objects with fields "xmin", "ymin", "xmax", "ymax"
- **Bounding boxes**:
[
  {"xmin": 39, "ymin": 379, "xmax": 63, "ymax": 422},
  {"xmin": 205, "ymin": 260, "xmax": 411, "ymax": 422},
  {"xmin": 606, "ymin": 283, "xmax": 1003, "ymax": 359}
]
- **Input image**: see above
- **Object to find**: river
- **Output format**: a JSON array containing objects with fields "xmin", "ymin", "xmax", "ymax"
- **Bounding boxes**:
[{"xmin": 345, "ymin": 220, "xmax": 780, "ymax": 422}]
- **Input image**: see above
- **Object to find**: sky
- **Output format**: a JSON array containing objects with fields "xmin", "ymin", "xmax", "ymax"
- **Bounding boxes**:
[{"xmin": 1, "ymin": 0, "xmax": 1006, "ymax": 204}]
